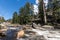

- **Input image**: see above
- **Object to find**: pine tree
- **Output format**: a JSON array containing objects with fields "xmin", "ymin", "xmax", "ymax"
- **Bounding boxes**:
[
  {"xmin": 38, "ymin": 0, "xmax": 47, "ymax": 24},
  {"xmin": 12, "ymin": 12, "xmax": 18, "ymax": 24},
  {"xmin": 19, "ymin": 2, "xmax": 32, "ymax": 24},
  {"xmin": 53, "ymin": 0, "xmax": 60, "ymax": 23}
]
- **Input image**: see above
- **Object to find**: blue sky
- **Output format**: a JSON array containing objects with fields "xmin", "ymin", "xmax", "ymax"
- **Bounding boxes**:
[{"xmin": 0, "ymin": 0, "xmax": 35, "ymax": 20}]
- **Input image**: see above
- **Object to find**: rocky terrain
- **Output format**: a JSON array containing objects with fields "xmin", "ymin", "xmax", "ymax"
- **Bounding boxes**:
[
  {"xmin": 0, "ymin": 23, "xmax": 60, "ymax": 40},
  {"xmin": 17, "ymin": 25, "xmax": 60, "ymax": 40},
  {"xmin": 17, "ymin": 29, "xmax": 60, "ymax": 40}
]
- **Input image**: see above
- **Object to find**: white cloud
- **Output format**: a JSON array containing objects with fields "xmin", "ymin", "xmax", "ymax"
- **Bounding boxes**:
[
  {"xmin": 44, "ymin": 0, "xmax": 48, "ymax": 6},
  {"xmin": 36, "ymin": 0, "xmax": 39, "ymax": 4},
  {"xmin": 33, "ymin": 5, "xmax": 38, "ymax": 15},
  {"xmin": 44, "ymin": 0, "xmax": 48, "ymax": 3}
]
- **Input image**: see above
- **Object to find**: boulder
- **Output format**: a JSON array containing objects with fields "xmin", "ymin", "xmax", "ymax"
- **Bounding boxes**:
[
  {"xmin": 42, "ymin": 25, "xmax": 54, "ymax": 30},
  {"xmin": 32, "ymin": 23, "xmax": 38, "ymax": 29},
  {"xmin": 26, "ymin": 35, "xmax": 46, "ymax": 40},
  {"xmin": 17, "ymin": 30, "xmax": 25, "ymax": 39},
  {"xmin": 38, "ymin": 24, "xmax": 41, "ymax": 27}
]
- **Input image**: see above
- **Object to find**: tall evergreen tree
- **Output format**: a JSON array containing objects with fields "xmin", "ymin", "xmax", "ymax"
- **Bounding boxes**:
[
  {"xmin": 38, "ymin": 0, "xmax": 44, "ymax": 23},
  {"xmin": 0, "ymin": 17, "xmax": 5, "ymax": 22},
  {"xmin": 47, "ymin": 0, "xmax": 60, "ymax": 24},
  {"xmin": 12, "ymin": 12, "xmax": 18, "ymax": 24},
  {"xmin": 38, "ymin": 0, "xmax": 47, "ymax": 24},
  {"xmin": 19, "ymin": 2, "xmax": 32, "ymax": 24},
  {"xmin": 19, "ymin": 7, "xmax": 25, "ymax": 24},
  {"xmin": 53, "ymin": 0, "xmax": 60, "ymax": 23}
]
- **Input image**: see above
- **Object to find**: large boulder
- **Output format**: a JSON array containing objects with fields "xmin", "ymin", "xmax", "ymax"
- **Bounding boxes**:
[
  {"xmin": 17, "ymin": 30, "xmax": 25, "ymax": 39},
  {"xmin": 24, "ymin": 25, "xmax": 32, "ymax": 30},
  {"xmin": 32, "ymin": 23, "xmax": 39, "ymax": 29},
  {"xmin": 42, "ymin": 25, "xmax": 54, "ymax": 30},
  {"xmin": 26, "ymin": 35, "xmax": 46, "ymax": 40}
]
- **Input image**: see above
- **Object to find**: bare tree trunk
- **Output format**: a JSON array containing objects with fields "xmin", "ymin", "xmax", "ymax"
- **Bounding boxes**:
[{"xmin": 42, "ymin": 0, "xmax": 47, "ymax": 24}]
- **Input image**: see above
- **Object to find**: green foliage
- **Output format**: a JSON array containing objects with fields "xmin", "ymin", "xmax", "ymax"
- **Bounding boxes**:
[
  {"xmin": 0, "ymin": 17, "xmax": 5, "ymax": 22},
  {"xmin": 12, "ymin": 2, "xmax": 33, "ymax": 24},
  {"xmin": 7, "ymin": 19, "xmax": 12, "ymax": 23},
  {"xmin": 0, "ymin": 25, "xmax": 1, "ymax": 29},
  {"xmin": 38, "ymin": 0, "xmax": 44, "ymax": 23},
  {"xmin": 53, "ymin": 0, "xmax": 60, "ymax": 20},
  {"xmin": 12, "ymin": 12, "xmax": 18, "ymax": 24},
  {"xmin": 47, "ymin": 0, "xmax": 60, "ymax": 24},
  {"xmin": 18, "ymin": 2, "xmax": 32, "ymax": 24}
]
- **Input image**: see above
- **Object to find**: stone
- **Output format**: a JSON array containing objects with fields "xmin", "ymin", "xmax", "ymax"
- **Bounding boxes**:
[
  {"xmin": 42, "ymin": 25, "xmax": 54, "ymax": 30},
  {"xmin": 38, "ymin": 24, "xmax": 41, "ymax": 27},
  {"xmin": 32, "ymin": 23, "xmax": 38, "ymax": 29},
  {"xmin": 17, "ymin": 30, "xmax": 25, "ymax": 39},
  {"xmin": 27, "ymin": 35, "xmax": 46, "ymax": 40}
]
